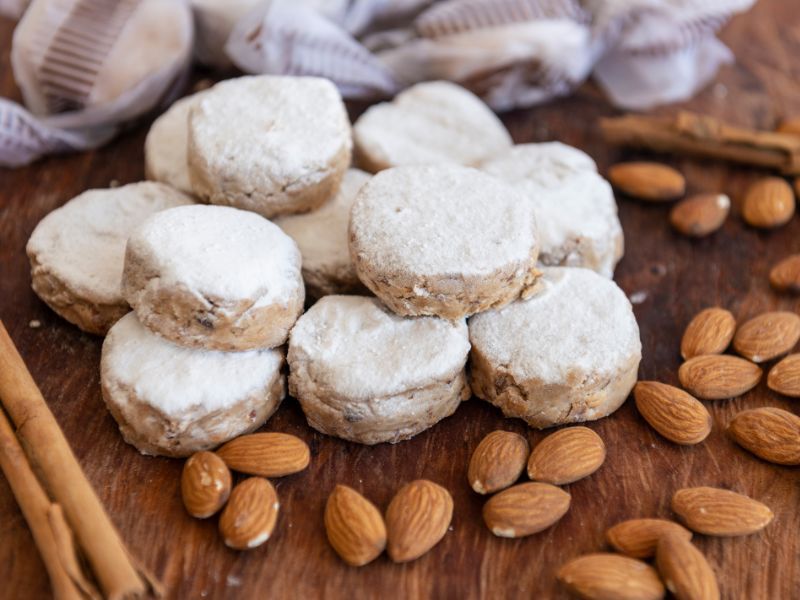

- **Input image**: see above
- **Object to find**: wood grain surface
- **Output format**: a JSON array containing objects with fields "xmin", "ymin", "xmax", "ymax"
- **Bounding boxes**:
[{"xmin": 2, "ymin": 2, "xmax": 800, "ymax": 598}]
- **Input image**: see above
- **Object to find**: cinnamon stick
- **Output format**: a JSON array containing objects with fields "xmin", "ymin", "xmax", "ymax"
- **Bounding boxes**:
[{"xmin": 0, "ymin": 321, "xmax": 154, "ymax": 599}]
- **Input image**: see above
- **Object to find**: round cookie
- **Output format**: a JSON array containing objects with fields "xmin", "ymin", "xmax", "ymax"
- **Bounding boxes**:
[
  {"xmin": 349, "ymin": 165, "xmax": 540, "ymax": 320},
  {"xmin": 468, "ymin": 267, "xmax": 641, "ymax": 428},
  {"xmin": 481, "ymin": 142, "xmax": 624, "ymax": 278},
  {"xmin": 122, "ymin": 204, "xmax": 304, "ymax": 351},
  {"xmin": 187, "ymin": 75, "xmax": 352, "ymax": 218},
  {"xmin": 275, "ymin": 169, "xmax": 371, "ymax": 298},
  {"xmin": 288, "ymin": 296, "xmax": 471, "ymax": 444},
  {"xmin": 101, "ymin": 312, "xmax": 284, "ymax": 457},
  {"xmin": 26, "ymin": 182, "xmax": 193, "ymax": 335},
  {"xmin": 353, "ymin": 81, "xmax": 512, "ymax": 172}
]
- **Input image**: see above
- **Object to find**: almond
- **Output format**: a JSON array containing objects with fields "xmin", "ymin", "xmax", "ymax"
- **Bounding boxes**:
[
  {"xmin": 216, "ymin": 432, "xmax": 310, "ymax": 477},
  {"xmin": 680, "ymin": 307, "xmax": 736, "ymax": 360},
  {"xmin": 678, "ymin": 355, "xmax": 762, "ymax": 400},
  {"xmin": 732, "ymin": 311, "xmax": 800, "ymax": 363},
  {"xmin": 669, "ymin": 193, "xmax": 730, "ymax": 237},
  {"xmin": 769, "ymin": 254, "xmax": 800, "ymax": 293},
  {"xmin": 557, "ymin": 553, "xmax": 665, "ymax": 600},
  {"xmin": 776, "ymin": 117, "xmax": 800, "ymax": 135},
  {"xmin": 483, "ymin": 482, "xmax": 570, "ymax": 538},
  {"xmin": 727, "ymin": 407, "xmax": 800, "ymax": 465},
  {"xmin": 385, "ymin": 480, "xmax": 452, "ymax": 562},
  {"xmin": 526, "ymin": 426, "xmax": 606, "ymax": 485},
  {"xmin": 656, "ymin": 532, "xmax": 719, "ymax": 600},
  {"xmin": 606, "ymin": 518, "xmax": 692, "ymax": 559},
  {"xmin": 742, "ymin": 177, "xmax": 795, "ymax": 228},
  {"xmin": 219, "ymin": 477, "xmax": 279, "ymax": 550},
  {"xmin": 608, "ymin": 161, "xmax": 686, "ymax": 202},
  {"xmin": 768, "ymin": 353, "xmax": 800, "ymax": 397},
  {"xmin": 633, "ymin": 382, "xmax": 711, "ymax": 445},
  {"xmin": 671, "ymin": 486, "xmax": 773, "ymax": 536},
  {"xmin": 324, "ymin": 484, "xmax": 386, "ymax": 566},
  {"xmin": 181, "ymin": 451, "xmax": 232, "ymax": 518},
  {"xmin": 468, "ymin": 430, "xmax": 529, "ymax": 495}
]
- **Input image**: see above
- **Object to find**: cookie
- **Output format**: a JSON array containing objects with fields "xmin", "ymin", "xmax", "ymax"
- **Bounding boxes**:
[
  {"xmin": 275, "ymin": 169, "xmax": 371, "ymax": 299},
  {"xmin": 349, "ymin": 165, "xmax": 540, "ymax": 320},
  {"xmin": 353, "ymin": 81, "xmax": 512, "ymax": 172},
  {"xmin": 288, "ymin": 296, "xmax": 470, "ymax": 444},
  {"xmin": 481, "ymin": 142, "xmax": 624, "ymax": 277},
  {"xmin": 469, "ymin": 267, "xmax": 641, "ymax": 428},
  {"xmin": 101, "ymin": 312, "xmax": 284, "ymax": 457},
  {"xmin": 26, "ymin": 182, "xmax": 193, "ymax": 335},
  {"xmin": 122, "ymin": 204, "xmax": 304, "ymax": 351},
  {"xmin": 187, "ymin": 75, "xmax": 352, "ymax": 218}
]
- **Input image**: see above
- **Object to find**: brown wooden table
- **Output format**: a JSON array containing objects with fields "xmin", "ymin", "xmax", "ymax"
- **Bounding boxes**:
[{"xmin": 2, "ymin": 2, "xmax": 799, "ymax": 598}]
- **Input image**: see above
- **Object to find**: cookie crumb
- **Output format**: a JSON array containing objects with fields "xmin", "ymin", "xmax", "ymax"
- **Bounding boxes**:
[
  {"xmin": 629, "ymin": 291, "xmax": 648, "ymax": 305},
  {"xmin": 28, "ymin": 319, "xmax": 41, "ymax": 328}
]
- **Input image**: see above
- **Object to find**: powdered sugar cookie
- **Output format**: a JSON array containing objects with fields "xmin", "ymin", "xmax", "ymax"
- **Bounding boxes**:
[
  {"xmin": 275, "ymin": 169, "xmax": 371, "ymax": 298},
  {"xmin": 469, "ymin": 267, "xmax": 641, "ymax": 428},
  {"xmin": 353, "ymin": 81, "xmax": 512, "ymax": 172},
  {"xmin": 188, "ymin": 75, "xmax": 352, "ymax": 218},
  {"xmin": 349, "ymin": 165, "xmax": 540, "ymax": 320},
  {"xmin": 122, "ymin": 205, "xmax": 304, "ymax": 351},
  {"xmin": 481, "ymin": 142, "xmax": 624, "ymax": 278},
  {"xmin": 101, "ymin": 312, "xmax": 284, "ymax": 457},
  {"xmin": 26, "ymin": 182, "xmax": 193, "ymax": 335},
  {"xmin": 288, "ymin": 296, "xmax": 470, "ymax": 444}
]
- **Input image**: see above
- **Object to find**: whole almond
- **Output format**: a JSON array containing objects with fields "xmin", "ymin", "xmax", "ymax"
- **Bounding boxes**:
[
  {"xmin": 219, "ymin": 477, "xmax": 279, "ymax": 550},
  {"xmin": 728, "ymin": 407, "xmax": 800, "ymax": 465},
  {"xmin": 385, "ymin": 480, "xmax": 452, "ymax": 562},
  {"xmin": 742, "ymin": 177, "xmax": 795, "ymax": 228},
  {"xmin": 634, "ymin": 382, "xmax": 711, "ymax": 445},
  {"xmin": 557, "ymin": 553, "xmax": 665, "ymax": 600},
  {"xmin": 216, "ymin": 432, "xmax": 310, "ymax": 477},
  {"xmin": 527, "ymin": 427, "xmax": 606, "ymax": 485},
  {"xmin": 769, "ymin": 254, "xmax": 800, "ymax": 293},
  {"xmin": 732, "ymin": 311, "xmax": 800, "ymax": 363},
  {"xmin": 669, "ymin": 193, "xmax": 730, "ymax": 237},
  {"xmin": 768, "ymin": 353, "xmax": 800, "ymax": 397},
  {"xmin": 606, "ymin": 518, "xmax": 692, "ymax": 559},
  {"xmin": 680, "ymin": 307, "xmax": 736, "ymax": 360},
  {"xmin": 181, "ymin": 451, "xmax": 232, "ymax": 518},
  {"xmin": 468, "ymin": 430, "xmax": 529, "ymax": 494},
  {"xmin": 483, "ymin": 482, "xmax": 570, "ymax": 538},
  {"xmin": 678, "ymin": 355, "xmax": 762, "ymax": 400},
  {"xmin": 671, "ymin": 486, "xmax": 773, "ymax": 536},
  {"xmin": 324, "ymin": 485, "xmax": 386, "ymax": 566},
  {"xmin": 608, "ymin": 161, "xmax": 685, "ymax": 202},
  {"xmin": 656, "ymin": 532, "xmax": 719, "ymax": 600}
]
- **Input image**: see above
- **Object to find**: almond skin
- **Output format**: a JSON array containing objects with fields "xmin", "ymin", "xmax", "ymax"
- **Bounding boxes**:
[
  {"xmin": 608, "ymin": 161, "xmax": 686, "ymax": 202},
  {"xmin": 468, "ymin": 430, "xmax": 530, "ymax": 494},
  {"xmin": 728, "ymin": 407, "xmax": 800, "ymax": 465},
  {"xmin": 634, "ymin": 382, "xmax": 711, "ymax": 445},
  {"xmin": 678, "ymin": 355, "xmax": 762, "ymax": 400},
  {"xmin": 385, "ymin": 480, "xmax": 452, "ymax": 562},
  {"xmin": 219, "ymin": 477, "xmax": 279, "ymax": 550},
  {"xmin": 557, "ymin": 553, "xmax": 665, "ymax": 600},
  {"xmin": 680, "ymin": 307, "xmax": 736, "ymax": 360},
  {"xmin": 742, "ymin": 177, "xmax": 795, "ymax": 228},
  {"xmin": 768, "ymin": 353, "xmax": 800, "ymax": 397},
  {"xmin": 324, "ymin": 485, "xmax": 386, "ymax": 566},
  {"xmin": 483, "ymin": 482, "xmax": 570, "ymax": 538},
  {"xmin": 606, "ymin": 518, "xmax": 692, "ymax": 559},
  {"xmin": 527, "ymin": 426, "xmax": 606, "ymax": 485},
  {"xmin": 656, "ymin": 532, "xmax": 720, "ymax": 600},
  {"xmin": 769, "ymin": 254, "xmax": 800, "ymax": 293},
  {"xmin": 669, "ymin": 193, "xmax": 730, "ymax": 237},
  {"xmin": 671, "ymin": 487, "xmax": 773, "ymax": 536},
  {"xmin": 181, "ymin": 451, "xmax": 232, "ymax": 518},
  {"xmin": 216, "ymin": 432, "xmax": 310, "ymax": 477},
  {"xmin": 732, "ymin": 311, "xmax": 800, "ymax": 363}
]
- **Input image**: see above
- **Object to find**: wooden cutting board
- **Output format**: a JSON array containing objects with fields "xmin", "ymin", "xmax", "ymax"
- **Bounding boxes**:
[{"xmin": 1, "ymin": 2, "xmax": 799, "ymax": 597}]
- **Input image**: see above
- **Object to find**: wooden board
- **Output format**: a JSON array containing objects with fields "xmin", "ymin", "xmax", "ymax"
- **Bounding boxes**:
[{"xmin": 1, "ymin": 2, "xmax": 799, "ymax": 597}]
